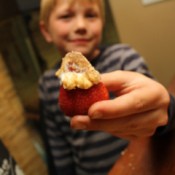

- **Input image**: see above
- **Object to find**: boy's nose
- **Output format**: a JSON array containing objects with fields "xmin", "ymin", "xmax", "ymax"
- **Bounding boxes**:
[{"xmin": 75, "ymin": 16, "xmax": 87, "ymax": 29}]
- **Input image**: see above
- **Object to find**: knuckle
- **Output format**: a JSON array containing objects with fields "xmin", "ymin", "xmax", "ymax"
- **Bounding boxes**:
[{"xmin": 134, "ymin": 98, "xmax": 145, "ymax": 111}]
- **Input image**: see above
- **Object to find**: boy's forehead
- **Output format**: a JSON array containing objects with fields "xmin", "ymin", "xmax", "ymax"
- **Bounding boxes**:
[
  {"xmin": 56, "ymin": 0, "xmax": 101, "ymax": 6},
  {"xmin": 40, "ymin": 0, "xmax": 104, "ymax": 23},
  {"xmin": 54, "ymin": 0, "xmax": 102, "ymax": 13}
]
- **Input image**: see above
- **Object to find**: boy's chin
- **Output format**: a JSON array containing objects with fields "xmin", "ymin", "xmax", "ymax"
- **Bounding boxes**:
[
  {"xmin": 66, "ymin": 48, "xmax": 92, "ymax": 58},
  {"xmin": 61, "ymin": 45, "xmax": 98, "ymax": 60}
]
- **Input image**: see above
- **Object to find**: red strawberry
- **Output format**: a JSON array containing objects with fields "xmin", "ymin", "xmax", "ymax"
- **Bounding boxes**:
[
  {"xmin": 59, "ymin": 82, "xmax": 109, "ymax": 116},
  {"xmin": 56, "ymin": 51, "xmax": 109, "ymax": 117}
]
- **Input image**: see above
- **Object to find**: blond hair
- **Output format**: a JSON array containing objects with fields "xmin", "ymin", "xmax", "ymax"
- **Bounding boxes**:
[{"xmin": 40, "ymin": 0, "xmax": 105, "ymax": 25}]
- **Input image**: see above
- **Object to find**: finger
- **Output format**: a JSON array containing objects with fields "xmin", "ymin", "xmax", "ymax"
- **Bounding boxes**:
[
  {"xmin": 101, "ymin": 71, "xmax": 145, "ymax": 92},
  {"xmin": 88, "ymin": 90, "xmax": 155, "ymax": 119},
  {"xmin": 100, "ymin": 71, "xmax": 124, "ymax": 92},
  {"xmin": 70, "ymin": 115, "xmax": 153, "ymax": 141},
  {"xmin": 71, "ymin": 109, "xmax": 167, "ymax": 136},
  {"xmin": 70, "ymin": 115, "xmax": 90, "ymax": 129}
]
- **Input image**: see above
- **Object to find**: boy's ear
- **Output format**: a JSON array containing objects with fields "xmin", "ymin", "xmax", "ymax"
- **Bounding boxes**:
[{"xmin": 39, "ymin": 21, "xmax": 53, "ymax": 43}]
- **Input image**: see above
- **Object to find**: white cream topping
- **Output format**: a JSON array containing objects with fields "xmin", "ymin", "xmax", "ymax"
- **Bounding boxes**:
[{"xmin": 60, "ymin": 72, "xmax": 96, "ymax": 90}]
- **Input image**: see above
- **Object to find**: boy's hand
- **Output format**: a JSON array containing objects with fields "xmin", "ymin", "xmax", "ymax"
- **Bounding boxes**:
[{"xmin": 71, "ymin": 71, "xmax": 169, "ymax": 140}]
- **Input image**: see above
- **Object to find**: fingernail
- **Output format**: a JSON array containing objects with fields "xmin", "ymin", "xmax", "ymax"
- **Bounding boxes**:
[
  {"xmin": 91, "ymin": 111, "xmax": 103, "ymax": 119},
  {"xmin": 71, "ymin": 123, "xmax": 87, "ymax": 130}
]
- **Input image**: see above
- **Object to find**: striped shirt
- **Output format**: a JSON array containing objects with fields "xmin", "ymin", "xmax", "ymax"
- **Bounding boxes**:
[{"xmin": 39, "ymin": 44, "xmax": 153, "ymax": 175}]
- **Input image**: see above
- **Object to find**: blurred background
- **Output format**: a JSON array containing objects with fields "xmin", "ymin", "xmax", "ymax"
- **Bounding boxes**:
[{"xmin": 110, "ymin": 0, "xmax": 175, "ymax": 87}]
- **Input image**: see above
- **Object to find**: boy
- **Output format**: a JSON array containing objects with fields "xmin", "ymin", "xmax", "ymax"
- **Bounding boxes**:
[{"xmin": 39, "ymin": 0, "xmax": 174, "ymax": 174}]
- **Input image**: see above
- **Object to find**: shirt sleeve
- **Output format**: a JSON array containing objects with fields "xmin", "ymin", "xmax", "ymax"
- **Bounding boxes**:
[
  {"xmin": 154, "ymin": 94, "xmax": 175, "ymax": 136},
  {"xmin": 120, "ymin": 45, "xmax": 154, "ymax": 78}
]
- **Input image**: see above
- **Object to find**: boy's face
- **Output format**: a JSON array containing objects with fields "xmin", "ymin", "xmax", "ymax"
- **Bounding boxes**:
[{"xmin": 43, "ymin": 0, "xmax": 103, "ymax": 60}]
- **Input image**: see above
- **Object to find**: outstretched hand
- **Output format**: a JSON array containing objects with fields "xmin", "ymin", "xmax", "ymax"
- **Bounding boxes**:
[{"xmin": 71, "ymin": 71, "xmax": 170, "ymax": 140}]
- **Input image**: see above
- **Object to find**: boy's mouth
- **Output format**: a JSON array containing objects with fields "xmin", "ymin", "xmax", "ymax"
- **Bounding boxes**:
[
  {"xmin": 72, "ymin": 39, "xmax": 89, "ymax": 44},
  {"xmin": 70, "ymin": 39, "xmax": 90, "ymax": 45}
]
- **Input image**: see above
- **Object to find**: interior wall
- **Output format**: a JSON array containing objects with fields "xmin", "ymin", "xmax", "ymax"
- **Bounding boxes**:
[
  {"xmin": 109, "ymin": 0, "xmax": 175, "ymax": 87},
  {"xmin": 0, "ymin": 53, "xmax": 48, "ymax": 175}
]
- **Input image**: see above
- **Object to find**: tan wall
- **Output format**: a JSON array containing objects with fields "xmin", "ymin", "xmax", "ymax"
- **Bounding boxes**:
[
  {"xmin": 0, "ymin": 53, "xmax": 48, "ymax": 175},
  {"xmin": 109, "ymin": 0, "xmax": 175, "ymax": 87}
]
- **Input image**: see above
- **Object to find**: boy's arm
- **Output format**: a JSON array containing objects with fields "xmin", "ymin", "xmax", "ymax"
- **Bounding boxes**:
[
  {"xmin": 39, "ymin": 77, "xmax": 76, "ymax": 175},
  {"xmin": 39, "ymin": 100, "xmax": 76, "ymax": 175},
  {"xmin": 39, "ymin": 100, "xmax": 57, "ymax": 175}
]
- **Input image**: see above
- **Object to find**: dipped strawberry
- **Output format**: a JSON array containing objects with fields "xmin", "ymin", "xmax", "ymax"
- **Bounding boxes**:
[{"xmin": 55, "ymin": 51, "xmax": 109, "ymax": 117}]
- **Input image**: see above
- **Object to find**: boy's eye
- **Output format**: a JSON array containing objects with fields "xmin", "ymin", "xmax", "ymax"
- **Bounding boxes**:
[
  {"xmin": 85, "ymin": 12, "xmax": 98, "ymax": 18},
  {"xmin": 58, "ymin": 13, "xmax": 73, "ymax": 20}
]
